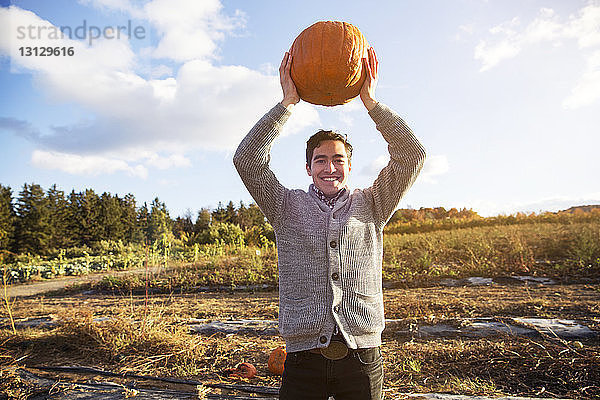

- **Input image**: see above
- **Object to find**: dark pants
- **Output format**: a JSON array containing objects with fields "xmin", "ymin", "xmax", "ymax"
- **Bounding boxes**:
[{"xmin": 279, "ymin": 347, "xmax": 384, "ymax": 400}]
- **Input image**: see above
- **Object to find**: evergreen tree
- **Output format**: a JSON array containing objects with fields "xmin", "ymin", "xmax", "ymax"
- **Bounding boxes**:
[
  {"xmin": 193, "ymin": 208, "xmax": 212, "ymax": 243},
  {"xmin": 195, "ymin": 208, "xmax": 212, "ymax": 231},
  {"xmin": 212, "ymin": 202, "xmax": 227, "ymax": 223},
  {"xmin": 68, "ymin": 189, "xmax": 102, "ymax": 246},
  {"xmin": 0, "ymin": 184, "xmax": 16, "ymax": 254},
  {"xmin": 148, "ymin": 197, "xmax": 171, "ymax": 243},
  {"xmin": 237, "ymin": 201, "xmax": 248, "ymax": 228},
  {"xmin": 14, "ymin": 183, "xmax": 50, "ymax": 254},
  {"xmin": 46, "ymin": 184, "xmax": 70, "ymax": 249},
  {"xmin": 225, "ymin": 200, "xmax": 237, "ymax": 224},
  {"xmin": 66, "ymin": 190, "xmax": 84, "ymax": 246},
  {"xmin": 122, "ymin": 193, "xmax": 141, "ymax": 243},
  {"xmin": 99, "ymin": 192, "xmax": 125, "ymax": 241},
  {"xmin": 137, "ymin": 202, "xmax": 150, "ymax": 244},
  {"xmin": 237, "ymin": 202, "xmax": 266, "ymax": 229},
  {"xmin": 3, "ymin": 180, "xmax": 294, "ymax": 254},
  {"xmin": 173, "ymin": 209, "xmax": 194, "ymax": 239}
]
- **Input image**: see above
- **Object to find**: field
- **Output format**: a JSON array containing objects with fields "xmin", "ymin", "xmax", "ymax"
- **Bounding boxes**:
[{"xmin": 1, "ymin": 210, "xmax": 599, "ymax": 399}]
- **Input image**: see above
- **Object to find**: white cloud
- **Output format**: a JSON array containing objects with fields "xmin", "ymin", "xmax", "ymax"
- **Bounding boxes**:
[
  {"xmin": 143, "ymin": 153, "xmax": 191, "ymax": 169},
  {"xmin": 474, "ymin": 39, "xmax": 520, "ymax": 71},
  {"xmin": 150, "ymin": 64, "xmax": 174, "ymax": 79},
  {"xmin": 419, "ymin": 154, "xmax": 449, "ymax": 184},
  {"xmin": 31, "ymin": 150, "xmax": 148, "ymax": 178},
  {"xmin": 281, "ymin": 102, "xmax": 321, "ymax": 137},
  {"xmin": 474, "ymin": 3, "xmax": 600, "ymax": 108},
  {"xmin": 565, "ymin": 3, "xmax": 600, "ymax": 48},
  {"xmin": 77, "ymin": 0, "xmax": 142, "ymax": 17},
  {"xmin": 30, "ymin": 148, "xmax": 195, "ymax": 177},
  {"xmin": 143, "ymin": 0, "xmax": 245, "ymax": 62},
  {"xmin": 460, "ymin": 24, "xmax": 474, "ymax": 34},
  {"xmin": 333, "ymin": 98, "xmax": 363, "ymax": 127},
  {"xmin": 360, "ymin": 154, "xmax": 449, "ymax": 184},
  {"xmin": 78, "ymin": 0, "xmax": 246, "ymax": 61},
  {"xmin": 454, "ymin": 24, "xmax": 475, "ymax": 41},
  {"xmin": 361, "ymin": 154, "xmax": 389, "ymax": 176},
  {"xmin": 0, "ymin": 2, "xmax": 320, "ymax": 177},
  {"xmin": 563, "ymin": 49, "xmax": 600, "ymax": 109}
]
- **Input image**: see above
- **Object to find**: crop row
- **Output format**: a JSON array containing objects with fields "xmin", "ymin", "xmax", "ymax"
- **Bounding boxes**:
[{"xmin": 3, "ymin": 254, "xmax": 144, "ymax": 283}]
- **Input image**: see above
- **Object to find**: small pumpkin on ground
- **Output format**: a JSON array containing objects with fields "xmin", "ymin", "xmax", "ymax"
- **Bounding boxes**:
[
  {"xmin": 290, "ymin": 20, "xmax": 369, "ymax": 106},
  {"xmin": 268, "ymin": 345, "xmax": 287, "ymax": 375},
  {"xmin": 225, "ymin": 362, "xmax": 257, "ymax": 379}
]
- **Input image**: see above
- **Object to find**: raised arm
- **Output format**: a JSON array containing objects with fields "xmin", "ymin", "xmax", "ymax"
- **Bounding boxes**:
[
  {"xmin": 360, "ymin": 48, "xmax": 426, "ymax": 226},
  {"xmin": 367, "ymin": 104, "xmax": 426, "ymax": 227},
  {"xmin": 233, "ymin": 53, "xmax": 298, "ymax": 225}
]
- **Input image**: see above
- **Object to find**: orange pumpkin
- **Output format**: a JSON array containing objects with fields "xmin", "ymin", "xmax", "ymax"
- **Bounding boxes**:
[
  {"xmin": 290, "ymin": 21, "xmax": 369, "ymax": 106},
  {"xmin": 226, "ymin": 362, "xmax": 257, "ymax": 379},
  {"xmin": 267, "ymin": 345, "xmax": 286, "ymax": 375}
]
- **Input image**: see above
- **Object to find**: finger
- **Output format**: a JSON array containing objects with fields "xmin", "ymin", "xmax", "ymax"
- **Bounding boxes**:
[
  {"xmin": 369, "ymin": 47, "xmax": 377, "ymax": 71},
  {"xmin": 367, "ymin": 50, "xmax": 375, "ymax": 80},
  {"xmin": 285, "ymin": 53, "xmax": 292, "ymax": 73},
  {"xmin": 279, "ymin": 52, "xmax": 290, "ymax": 74},
  {"xmin": 372, "ymin": 48, "xmax": 379, "ymax": 77},
  {"xmin": 362, "ymin": 56, "xmax": 371, "ymax": 80},
  {"xmin": 279, "ymin": 53, "xmax": 287, "ymax": 74}
]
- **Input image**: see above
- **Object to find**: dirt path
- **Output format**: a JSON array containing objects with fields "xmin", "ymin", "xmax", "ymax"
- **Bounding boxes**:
[{"xmin": 5, "ymin": 265, "xmax": 167, "ymax": 298}]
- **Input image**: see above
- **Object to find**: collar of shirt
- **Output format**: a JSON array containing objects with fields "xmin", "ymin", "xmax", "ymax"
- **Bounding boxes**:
[{"xmin": 310, "ymin": 185, "xmax": 347, "ymax": 210}]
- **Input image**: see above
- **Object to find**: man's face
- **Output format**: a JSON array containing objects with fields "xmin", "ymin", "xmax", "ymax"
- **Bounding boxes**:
[{"xmin": 306, "ymin": 140, "xmax": 351, "ymax": 197}]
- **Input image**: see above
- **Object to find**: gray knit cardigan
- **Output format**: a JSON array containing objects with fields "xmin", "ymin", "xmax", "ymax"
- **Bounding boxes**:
[{"xmin": 233, "ymin": 102, "xmax": 426, "ymax": 353}]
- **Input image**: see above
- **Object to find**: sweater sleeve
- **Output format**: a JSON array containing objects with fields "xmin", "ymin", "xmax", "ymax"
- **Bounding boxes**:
[
  {"xmin": 366, "ymin": 102, "xmax": 426, "ymax": 227},
  {"xmin": 233, "ymin": 103, "xmax": 292, "ymax": 226}
]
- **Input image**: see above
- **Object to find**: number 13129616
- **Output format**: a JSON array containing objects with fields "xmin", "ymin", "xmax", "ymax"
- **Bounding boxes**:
[{"xmin": 19, "ymin": 47, "xmax": 75, "ymax": 56}]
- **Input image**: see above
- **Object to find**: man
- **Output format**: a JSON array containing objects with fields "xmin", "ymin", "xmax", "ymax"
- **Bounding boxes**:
[{"xmin": 233, "ymin": 48, "xmax": 426, "ymax": 399}]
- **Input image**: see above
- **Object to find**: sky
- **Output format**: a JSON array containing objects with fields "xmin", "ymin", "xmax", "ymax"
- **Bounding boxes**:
[{"xmin": 1, "ymin": 0, "xmax": 599, "ymax": 218}]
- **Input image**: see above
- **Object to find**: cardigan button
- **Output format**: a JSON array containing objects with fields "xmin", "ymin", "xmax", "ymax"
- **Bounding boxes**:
[
  {"xmin": 331, "ymin": 272, "xmax": 339, "ymax": 280},
  {"xmin": 334, "ymin": 306, "xmax": 340, "ymax": 313},
  {"xmin": 329, "ymin": 241, "xmax": 337, "ymax": 248},
  {"xmin": 319, "ymin": 335, "xmax": 328, "ymax": 344}
]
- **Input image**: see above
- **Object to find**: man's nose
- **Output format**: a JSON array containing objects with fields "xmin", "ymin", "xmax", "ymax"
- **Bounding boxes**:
[{"xmin": 324, "ymin": 161, "xmax": 336, "ymax": 172}]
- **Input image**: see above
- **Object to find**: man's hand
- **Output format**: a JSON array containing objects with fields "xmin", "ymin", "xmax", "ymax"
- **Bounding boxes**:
[
  {"xmin": 360, "ymin": 47, "xmax": 378, "ymax": 111},
  {"xmin": 279, "ymin": 52, "xmax": 300, "ymax": 109}
]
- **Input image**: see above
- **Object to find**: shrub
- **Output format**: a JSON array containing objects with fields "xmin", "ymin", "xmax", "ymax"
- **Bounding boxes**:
[{"xmin": 208, "ymin": 222, "xmax": 245, "ymax": 246}]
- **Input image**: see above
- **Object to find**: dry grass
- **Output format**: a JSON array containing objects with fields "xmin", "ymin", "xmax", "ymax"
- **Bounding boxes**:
[
  {"xmin": 6, "ymin": 284, "xmax": 599, "ymax": 322},
  {"xmin": 382, "ymin": 336, "xmax": 599, "ymax": 399},
  {"xmin": 0, "ymin": 299, "xmax": 285, "ymax": 399},
  {"xmin": 383, "ymin": 221, "xmax": 600, "ymax": 282},
  {"xmin": 383, "ymin": 284, "xmax": 600, "ymax": 322},
  {"xmin": 1, "ymin": 283, "xmax": 599, "ymax": 399}
]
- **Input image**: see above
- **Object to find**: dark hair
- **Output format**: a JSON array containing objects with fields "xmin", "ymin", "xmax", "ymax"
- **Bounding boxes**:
[{"xmin": 306, "ymin": 130, "xmax": 353, "ymax": 166}]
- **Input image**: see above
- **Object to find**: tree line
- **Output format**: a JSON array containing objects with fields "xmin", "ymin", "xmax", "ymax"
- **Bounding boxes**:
[
  {"xmin": 0, "ymin": 183, "xmax": 269, "ymax": 257},
  {"xmin": 6, "ymin": 182, "xmax": 586, "ymax": 258}
]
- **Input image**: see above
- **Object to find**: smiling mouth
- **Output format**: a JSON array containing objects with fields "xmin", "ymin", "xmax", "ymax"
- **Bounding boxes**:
[{"xmin": 321, "ymin": 177, "xmax": 340, "ymax": 182}]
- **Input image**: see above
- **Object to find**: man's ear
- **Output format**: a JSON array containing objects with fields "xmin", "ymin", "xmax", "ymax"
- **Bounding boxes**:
[
  {"xmin": 306, "ymin": 163, "xmax": 312, "ymax": 176},
  {"xmin": 348, "ymin": 160, "xmax": 351, "ymax": 172}
]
